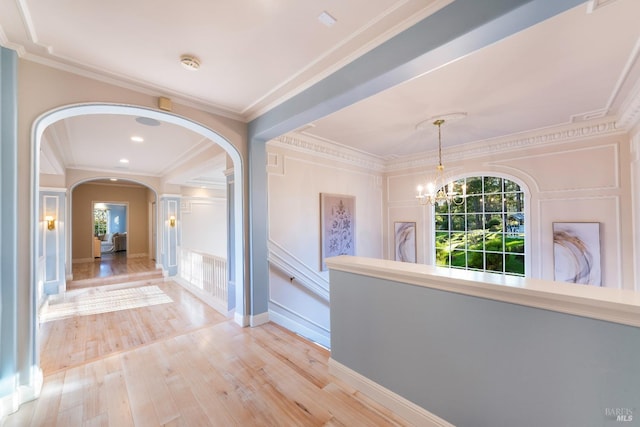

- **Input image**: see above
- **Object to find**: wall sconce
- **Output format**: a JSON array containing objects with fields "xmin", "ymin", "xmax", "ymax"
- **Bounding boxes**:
[
  {"xmin": 169, "ymin": 215, "xmax": 176, "ymax": 227},
  {"xmin": 45, "ymin": 215, "xmax": 55, "ymax": 230}
]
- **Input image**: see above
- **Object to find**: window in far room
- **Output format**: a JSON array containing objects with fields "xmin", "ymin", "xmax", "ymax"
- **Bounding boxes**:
[
  {"xmin": 434, "ymin": 176, "xmax": 525, "ymax": 276},
  {"xmin": 94, "ymin": 207, "xmax": 109, "ymax": 236}
]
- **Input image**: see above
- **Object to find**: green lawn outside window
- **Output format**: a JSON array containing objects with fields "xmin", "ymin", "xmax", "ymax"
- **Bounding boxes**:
[{"xmin": 435, "ymin": 176, "xmax": 525, "ymax": 276}]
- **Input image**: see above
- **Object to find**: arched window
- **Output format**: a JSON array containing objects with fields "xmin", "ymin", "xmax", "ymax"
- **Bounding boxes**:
[{"xmin": 434, "ymin": 176, "xmax": 525, "ymax": 276}]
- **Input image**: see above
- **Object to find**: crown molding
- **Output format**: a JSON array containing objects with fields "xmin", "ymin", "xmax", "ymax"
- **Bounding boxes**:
[
  {"xmin": 618, "ymin": 77, "xmax": 640, "ymax": 131},
  {"xmin": 586, "ymin": 0, "xmax": 621, "ymax": 13},
  {"xmin": 631, "ymin": 131, "xmax": 640, "ymax": 160},
  {"xmin": 386, "ymin": 118, "xmax": 622, "ymax": 172},
  {"xmin": 271, "ymin": 134, "xmax": 387, "ymax": 172},
  {"xmin": 20, "ymin": 53, "xmax": 246, "ymax": 122},
  {"xmin": 276, "ymin": 118, "xmax": 623, "ymax": 174},
  {"xmin": 244, "ymin": 0, "xmax": 452, "ymax": 121}
]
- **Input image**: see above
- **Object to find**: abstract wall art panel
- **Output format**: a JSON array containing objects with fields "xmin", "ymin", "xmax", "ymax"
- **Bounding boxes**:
[
  {"xmin": 553, "ymin": 222, "xmax": 601, "ymax": 286},
  {"xmin": 394, "ymin": 222, "xmax": 416, "ymax": 263}
]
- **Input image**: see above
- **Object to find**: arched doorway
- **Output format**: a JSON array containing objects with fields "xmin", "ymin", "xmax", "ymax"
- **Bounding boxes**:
[
  {"xmin": 31, "ymin": 103, "xmax": 246, "ymax": 353},
  {"xmin": 66, "ymin": 178, "xmax": 159, "ymax": 283}
]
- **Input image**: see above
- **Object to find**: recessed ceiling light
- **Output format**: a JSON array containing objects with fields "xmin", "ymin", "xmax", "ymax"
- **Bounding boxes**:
[
  {"xmin": 318, "ymin": 11, "xmax": 337, "ymax": 27},
  {"xmin": 119, "ymin": 158, "xmax": 129, "ymax": 164},
  {"xmin": 135, "ymin": 117, "xmax": 161, "ymax": 126},
  {"xmin": 131, "ymin": 136, "xmax": 144, "ymax": 143},
  {"xmin": 180, "ymin": 55, "xmax": 201, "ymax": 71},
  {"xmin": 110, "ymin": 178, "xmax": 118, "ymax": 182}
]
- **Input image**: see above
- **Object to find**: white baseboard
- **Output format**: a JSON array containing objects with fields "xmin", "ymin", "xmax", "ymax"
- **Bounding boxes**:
[
  {"xmin": 269, "ymin": 310, "xmax": 330, "ymax": 348},
  {"xmin": 234, "ymin": 312, "xmax": 249, "ymax": 327},
  {"xmin": 328, "ymin": 359, "xmax": 454, "ymax": 427},
  {"xmin": 250, "ymin": 311, "xmax": 270, "ymax": 327},
  {"xmin": 0, "ymin": 368, "xmax": 43, "ymax": 422},
  {"xmin": 172, "ymin": 277, "xmax": 231, "ymax": 318}
]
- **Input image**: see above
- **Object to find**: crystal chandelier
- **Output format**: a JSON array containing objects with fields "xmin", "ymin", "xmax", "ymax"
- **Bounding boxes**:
[{"xmin": 416, "ymin": 119, "xmax": 465, "ymax": 206}]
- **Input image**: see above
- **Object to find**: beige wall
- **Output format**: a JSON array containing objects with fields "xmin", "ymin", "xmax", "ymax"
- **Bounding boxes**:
[
  {"xmin": 17, "ymin": 59, "xmax": 248, "ymax": 302},
  {"xmin": 72, "ymin": 183, "xmax": 153, "ymax": 260},
  {"xmin": 15, "ymin": 59, "xmax": 248, "ymax": 376}
]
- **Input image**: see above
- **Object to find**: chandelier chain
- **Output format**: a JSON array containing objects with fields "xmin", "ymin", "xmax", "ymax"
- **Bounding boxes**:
[{"xmin": 415, "ymin": 118, "xmax": 466, "ymax": 206}]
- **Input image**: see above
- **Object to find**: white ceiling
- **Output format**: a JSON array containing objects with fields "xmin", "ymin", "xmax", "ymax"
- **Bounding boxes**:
[
  {"xmin": 3, "ymin": 0, "xmax": 640, "ymax": 183},
  {"xmin": 304, "ymin": 0, "xmax": 640, "ymax": 158},
  {"xmin": 0, "ymin": 0, "xmax": 440, "ymax": 119}
]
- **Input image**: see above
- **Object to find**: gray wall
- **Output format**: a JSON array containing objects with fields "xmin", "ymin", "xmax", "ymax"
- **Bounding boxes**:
[{"xmin": 330, "ymin": 270, "xmax": 640, "ymax": 427}]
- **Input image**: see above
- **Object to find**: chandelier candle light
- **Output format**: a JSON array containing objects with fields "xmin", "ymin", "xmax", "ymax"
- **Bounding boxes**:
[{"xmin": 416, "ymin": 118, "xmax": 466, "ymax": 206}]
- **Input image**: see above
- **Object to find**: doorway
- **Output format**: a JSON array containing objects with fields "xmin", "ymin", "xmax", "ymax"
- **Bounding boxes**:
[{"xmin": 93, "ymin": 202, "xmax": 128, "ymax": 258}]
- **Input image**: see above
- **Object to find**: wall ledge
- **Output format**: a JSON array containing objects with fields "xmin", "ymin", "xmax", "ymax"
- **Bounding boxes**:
[{"xmin": 326, "ymin": 256, "xmax": 640, "ymax": 328}]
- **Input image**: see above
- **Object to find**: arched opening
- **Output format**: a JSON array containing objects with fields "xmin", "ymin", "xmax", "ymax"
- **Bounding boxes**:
[
  {"xmin": 66, "ymin": 177, "xmax": 159, "ymax": 286},
  {"xmin": 31, "ymin": 103, "xmax": 246, "ymax": 366}
]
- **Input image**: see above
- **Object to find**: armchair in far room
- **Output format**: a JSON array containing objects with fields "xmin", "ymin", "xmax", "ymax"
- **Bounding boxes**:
[
  {"xmin": 113, "ymin": 232, "xmax": 127, "ymax": 252},
  {"xmin": 100, "ymin": 233, "xmax": 114, "ymax": 253}
]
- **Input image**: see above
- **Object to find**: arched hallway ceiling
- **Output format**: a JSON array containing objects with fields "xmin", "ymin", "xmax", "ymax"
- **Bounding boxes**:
[
  {"xmin": 3, "ymin": 0, "xmax": 640, "ymax": 159},
  {"xmin": 40, "ymin": 114, "xmax": 228, "ymax": 190}
]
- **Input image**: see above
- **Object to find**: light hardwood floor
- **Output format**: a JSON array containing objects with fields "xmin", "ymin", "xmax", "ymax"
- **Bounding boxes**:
[
  {"xmin": 5, "ymin": 281, "xmax": 409, "ymax": 426},
  {"xmin": 69, "ymin": 253, "xmax": 162, "ymax": 290}
]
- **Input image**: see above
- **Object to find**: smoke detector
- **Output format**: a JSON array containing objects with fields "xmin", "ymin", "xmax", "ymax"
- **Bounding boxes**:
[{"xmin": 180, "ymin": 55, "xmax": 201, "ymax": 71}]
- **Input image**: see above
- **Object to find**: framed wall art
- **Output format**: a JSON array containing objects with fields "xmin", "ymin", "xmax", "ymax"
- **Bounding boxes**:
[
  {"xmin": 552, "ymin": 222, "xmax": 601, "ymax": 286},
  {"xmin": 394, "ymin": 222, "xmax": 416, "ymax": 263},
  {"xmin": 320, "ymin": 193, "xmax": 355, "ymax": 271}
]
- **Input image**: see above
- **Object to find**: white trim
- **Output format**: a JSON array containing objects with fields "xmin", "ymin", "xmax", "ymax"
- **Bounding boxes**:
[
  {"xmin": 271, "ymin": 134, "xmax": 386, "ymax": 172},
  {"xmin": 268, "ymin": 299, "xmax": 329, "ymax": 333},
  {"xmin": 39, "ymin": 186, "xmax": 66, "ymax": 193},
  {"xmin": 173, "ymin": 277, "xmax": 231, "ymax": 317},
  {"xmin": 268, "ymin": 240, "xmax": 330, "ymax": 301},
  {"xmin": 42, "ymin": 194, "xmax": 60, "ymax": 284},
  {"xmin": 326, "ymin": 256, "xmax": 640, "ymax": 328},
  {"xmin": 249, "ymin": 312, "xmax": 270, "ymax": 327},
  {"xmin": 328, "ymin": 359, "xmax": 454, "ymax": 427},
  {"xmin": 269, "ymin": 309, "xmax": 330, "ymax": 348},
  {"xmin": 234, "ymin": 312, "xmax": 249, "ymax": 327},
  {"xmin": 276, "ymin": 118, "xmax": 623, "ymax": 174},
  {"xmin": 167, "ymin": 199, "xmax": 178, "ymax": 268},
  {"xmin": 587, "ymin": 0, "xmax": 624, "ymax": 13},
  {"xmin": 387, "ymin": 119, "xmax": 621, "ymax": 172},
  {"xmin": 0, "ymin": 368, "xmax": 43, "ymax": 420}
]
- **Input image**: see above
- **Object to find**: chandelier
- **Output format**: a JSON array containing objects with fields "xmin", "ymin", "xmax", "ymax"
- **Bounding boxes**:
[{"xmin": 416, "ymin": 118, "xmax": 466, "ymax": 206}]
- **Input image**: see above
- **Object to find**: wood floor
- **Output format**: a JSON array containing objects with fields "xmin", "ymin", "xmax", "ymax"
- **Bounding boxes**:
[
  {"xmin": 5, "ymin": 281, "xmax": 409, "ymax": 426},
  {"xmin": 70, "ymin": 253, "xmax": 162, "ymax": 289}
]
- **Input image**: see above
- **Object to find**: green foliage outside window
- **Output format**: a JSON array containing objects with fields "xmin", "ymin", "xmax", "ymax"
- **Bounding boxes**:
[
  {"xmin": 94, "ymin": 209, "xmax": 107, "ymax": 236},
  {"xmin": 435, "ymin": 176, "xmax": 525, "ymax": 276}
]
